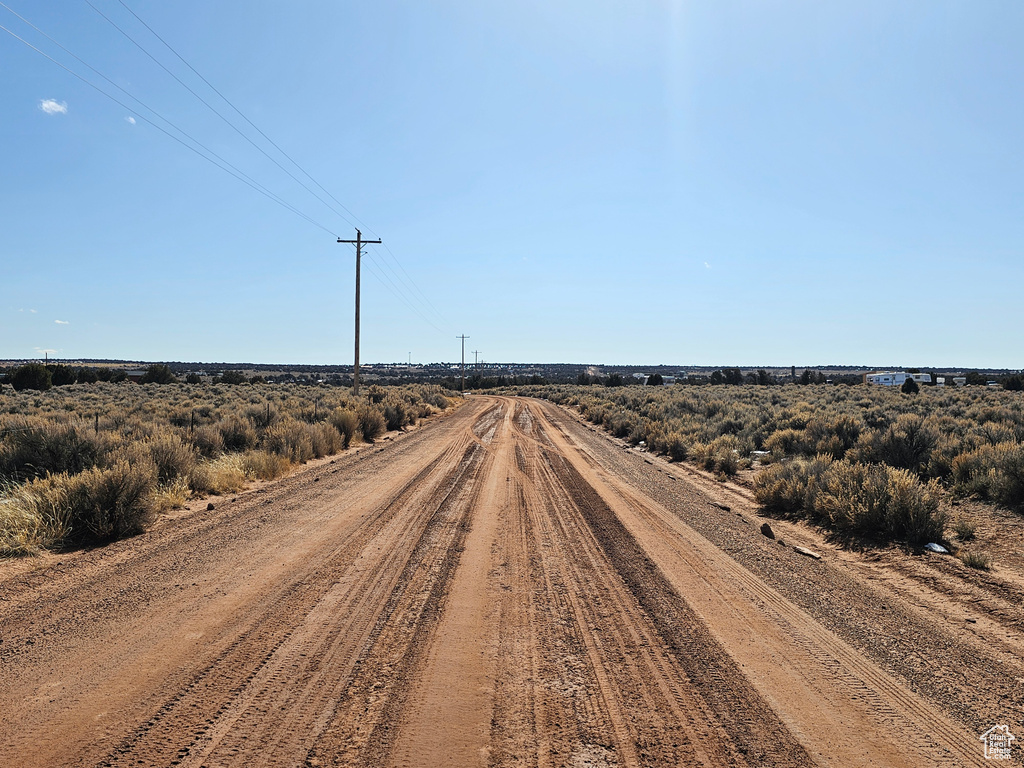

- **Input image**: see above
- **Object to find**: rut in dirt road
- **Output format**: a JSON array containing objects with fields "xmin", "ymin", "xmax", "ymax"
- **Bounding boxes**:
[{"xmin": 0, "ymin": 396, "xmax": 999, "ymax": 767}]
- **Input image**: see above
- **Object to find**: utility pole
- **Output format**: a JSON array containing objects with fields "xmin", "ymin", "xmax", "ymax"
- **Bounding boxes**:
[
  {"xmin": 457, "ymin": 335, "xmax": 469, "ymax": 395},
  {"xmin": 337, "ymin": 228, "xmax": 381, "ymax": 396},
  {"xmin": 472, "ymin": 350, "xmax": 479, "ymax": 370}
]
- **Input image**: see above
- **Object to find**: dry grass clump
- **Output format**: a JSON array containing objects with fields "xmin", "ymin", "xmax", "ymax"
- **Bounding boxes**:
[
  {"xmin": 153, "ymin": 477, "xmax": 191, "ymax": 513},
  {"xmin": 1, "ymin": 477, "xmax": 74, "ymax": 555},
  {"xmin": 0, "ymin": 381, "xmax": 454, "ymax": 554},
  {"xmin": 959, "ymin": 550, "xmax": 992, "ymax": 570},
  {"xmin": 953, "ymin": 517, "xmax": 976, "ymax": 541},
  {"xmin": 1, "ymin": 459, "xmax": 155, "ymax": 555}
]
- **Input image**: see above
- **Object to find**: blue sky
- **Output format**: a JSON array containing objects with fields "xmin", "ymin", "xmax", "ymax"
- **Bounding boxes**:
[{"xmin": 2, "ymin": 1, "xmax": 1021, "ymax": 368}]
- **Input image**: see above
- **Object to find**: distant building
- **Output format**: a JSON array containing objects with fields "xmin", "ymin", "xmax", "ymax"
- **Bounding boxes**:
[
  {"xmin": 953, "ymin": 377, "xmax": 967, "ymax": 387},
  {"xmin": 864, "ymin": 371, "xmax": 932, "ymax": 387}
]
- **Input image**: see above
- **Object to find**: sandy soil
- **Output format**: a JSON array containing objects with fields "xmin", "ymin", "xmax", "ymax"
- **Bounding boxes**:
[{"xmin": 0, "ymin": 396, "xmax": 1016, "ymax": 767}]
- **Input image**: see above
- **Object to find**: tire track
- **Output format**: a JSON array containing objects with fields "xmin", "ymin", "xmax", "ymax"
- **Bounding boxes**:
[{"xmin": 533, "ymin": 399, "xmax": 990, "ymax": 767}]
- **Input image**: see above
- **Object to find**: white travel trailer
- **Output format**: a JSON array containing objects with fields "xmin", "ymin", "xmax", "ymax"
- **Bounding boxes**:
[{"xmin": 864, "ymin": 371, "xmax": 932, "ymax": 387}]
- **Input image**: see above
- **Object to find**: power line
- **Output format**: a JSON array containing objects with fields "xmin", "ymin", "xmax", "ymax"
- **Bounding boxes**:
[
  {"xmin": 362, "ymin": 246, "xmax": 446, "ymax": 333},
  {"xmin": 83, "ymin": 0, "xmax": 360, "ymax": 233},
  {"xmin": 114, "ymin": 0, "xmax": 371, "ymax": 235},
  {"xmin": 9, "ymin": 1, "xmax": 447, "ymax": 337},
  {"xmin": 106, "ymin": 0, "xmax": 448, "ymax": 328},
  {"xmin": 375, "ymin": 241, "xmax": 448, "ymax": 325},
  {"xmin": 0, "ymin": 16, "xmax": 338, "ymax": 235}
]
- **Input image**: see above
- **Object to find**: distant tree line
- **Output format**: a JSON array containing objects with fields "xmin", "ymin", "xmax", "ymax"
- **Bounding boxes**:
[{"xmin": 0, "ymin": 363, "xmax": 128, "ymax": 392}]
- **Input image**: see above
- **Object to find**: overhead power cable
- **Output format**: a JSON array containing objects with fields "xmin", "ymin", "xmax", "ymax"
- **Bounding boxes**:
[
  {"xmin": 114, "ymin": 0, "xmax": 370, "ymax": 235},
  {"xmin": 83, "ymin": 0, "xmax": 359, "ymax": 233},
  {"xmin": 0, "ymin": 17, "xmax": 336, "ymax": 235},
  {"xmin": 361, "ymin": 247, "xmax": 447, "ymax": 334},
  {"xmin": 109, "ymin": 0, "xmax": 449, "ymax": 327}
]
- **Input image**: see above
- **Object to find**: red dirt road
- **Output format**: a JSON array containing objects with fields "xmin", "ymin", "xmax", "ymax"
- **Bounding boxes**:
[{"xmin": 0, "ymin": 397, "xmax": 1015, "ymax": 767}]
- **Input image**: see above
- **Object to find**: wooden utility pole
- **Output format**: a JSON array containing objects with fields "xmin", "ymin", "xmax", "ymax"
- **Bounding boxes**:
[
  {"xmin": 457, "ymin": 335, "xmax": 469, "ymax": 395},
  {"xmin": 472, "ymin": 350, "xmax": 479, "ymax": 370},
  {"xmin": 338, "ymin": 229, "xmax": 381, "ymax": 396}
]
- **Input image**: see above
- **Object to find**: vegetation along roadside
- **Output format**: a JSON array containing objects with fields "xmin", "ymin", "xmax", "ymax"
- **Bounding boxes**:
[
  {"xmin": 0, "ymin": 376, "xmax": 454, "ymax": 556},
  {"xmin": 516, "ymin": 382, "xmax": 1023, "ymax": 555}
]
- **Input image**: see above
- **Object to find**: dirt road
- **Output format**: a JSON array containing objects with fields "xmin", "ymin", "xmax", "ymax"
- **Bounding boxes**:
[{"xmin": 0, "ymin": 396, "xmax": 1015, "ymax": 767}]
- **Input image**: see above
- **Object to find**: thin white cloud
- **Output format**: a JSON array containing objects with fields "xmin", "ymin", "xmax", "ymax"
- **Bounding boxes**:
[
  {"xmin": 30, "ymin": 309, "xmax": 37, "ymax": 313},
  {"xmin": 125, "ymin": 116, "xmax": 136, "ymax": 125},
  {"xmin": 704, "ymin": 261, "xmax": 711, "ymax": 269},
  {"xmin": 39, "ymin": 99, "xmax": 68, "ymax": 115},
  {"xmin": 55, "ymin": 319, "xmax": 69, "ymax": 325}
]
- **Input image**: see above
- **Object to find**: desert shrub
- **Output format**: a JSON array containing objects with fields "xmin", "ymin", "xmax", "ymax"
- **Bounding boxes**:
[
  {"xmin": 754, "ymin": 455, "xmax": 834, "ymax": 514},
  {"xmin": 190, "ymin": 424, "xmax": 225, "ymax": 458},
  {"xmin": 66, "ymin": 458, "xmax": 157, "ymax": 542},
  {"xmin": 927, "ymin": 435, "xmax": 963, "ymax": 480},
  {"xmin": 0, "ymin": 421, "xmax": 104, "ymax": 481},
  {"xmin": 706, "ymin": 435, "xmax": 740, "ymax": 475},
  {"xmin": 809, "ymin": 462, "xmax": 944, "ymax": 543},
  {"xmin": 220, "ymin": 417, "xmax": 258, "ymax": 452},
  {"xmin": 805, "ymin": 414, "xmax": 862, "ymax": 458},
  {"xmin": 145, "ymin": 433, "xmax": 197, "ymax": 484},
  {"xmin": 810, "ymin": 461, "xmax": 888, "ymax": 533},
  {"xmin": 263, "ymin": 419, "xmax": 315, "ymax": 463},
  {"xmin": 384, "ymin": 401, "xmax": 408, "ymax": 432},
  {"xmin": 880, "ymin": 469, "xmax": 946, "ymax": 543},
  {"xmin": 953, "ymin": 442, "xmax": 1024, "ymax": 509},
  {"xmin": 665, "ymin": 432, "xmax": 688, "ymax": 462},
  {"xmin": 308, "ymin": 422, "xmax": 343, "ymax": 458},
  {"xmin": 763, "ymin": 429, "xmax": 808, "ymax": 458},
  {"xmin": 627, "ymin": 419, "xmax": 650, "ymax": 446},
  {"xmin": 901, "ymin": 378, "xmax": 920, "ymax": 394},
  {"xmin": 329, "ymin": 408, "xmax": 359, "ymax": 448},
  {"xmin": 357, "ymin": 405, "xmax": 386, "ymax": 442},
  {"xmin": 245, "ymin": 403, "xmax": 280, "ymax": 430},
  {"xmin": 850, "ymin": 415, "xmax": 937, "ymax": 476}
]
